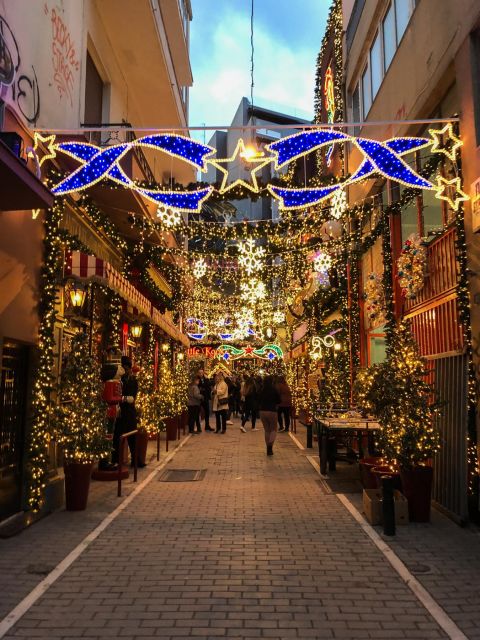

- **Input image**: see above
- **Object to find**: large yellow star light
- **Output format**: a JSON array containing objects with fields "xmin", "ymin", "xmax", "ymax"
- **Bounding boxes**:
[
  {"xmin": 435, "ymin": 176, "xmax": 469, "ymax": 211},
  {"xmin": 32, "ymin": 132, "xmax": 57, "ymax": 167},
  {"xmin": 429, "ymin": 123, "xmax": 463, "ymax": 162},
  {"xmin": 208, "ymin": 138, "xmax": 274, "ymax": 194}
]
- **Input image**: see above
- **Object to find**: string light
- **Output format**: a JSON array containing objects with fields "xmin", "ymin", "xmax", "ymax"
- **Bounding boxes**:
[
  {"xmin": 192, "ymin": 257, "xmax": 207, "ymax": 279},
  {"xmin": 237, "ymin": 238, "xmax": 265, "ymax": 275},
  {"xmin": 435, "ymin": 176, "xmax": 469, "ymax": 211},
  {"xmin": 429, "ymin": 123, "xmax": 463, "ymax": 162},
  {"xmin": 330, "ymin": 188, "xmax": 347, "ymax": 219},
  {"xmin": 240, "ymin": 278, "xmax": 266, "ymax": 303},
  {"xmin": 156, "ymin": 206, "xmax": 182, "ymax": 228}
]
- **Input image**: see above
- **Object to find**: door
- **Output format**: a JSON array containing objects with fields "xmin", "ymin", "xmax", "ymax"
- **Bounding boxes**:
[{"xmin": 0, "ymin": 340, "xmax": 28, "ymax": 521}]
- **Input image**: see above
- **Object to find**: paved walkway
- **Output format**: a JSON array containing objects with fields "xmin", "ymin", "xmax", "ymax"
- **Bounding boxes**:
[{"xmin": 0, "ymin": 421, "xmax": 479, "ymax": 639}]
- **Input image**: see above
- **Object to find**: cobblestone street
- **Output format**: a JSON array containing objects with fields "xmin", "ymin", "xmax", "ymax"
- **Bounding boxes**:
[{"xmin": 1, "ymin": 424, "xmax": 479, "ymax": 640}]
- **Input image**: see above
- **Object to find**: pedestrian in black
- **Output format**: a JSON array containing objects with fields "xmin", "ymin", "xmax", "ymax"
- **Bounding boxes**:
[
  {"xmin": 113, "ymin": 356, "xmax": 145, "ymax": 468},
  {"xmin": 276, "ymin": 375, "xmax": 293, "ymax": 432},
  {"xmin": 258, "ymin": 375, "xmax": 281, "ymax": 456},
  {"xmin": 197, "ymin": 368, "xmax": 214, "ymax": 431},
  {"xmin": 187, "ymin": 375, "xmax": 203, "ymax": 434},
  {"xmin": 241, "ymin": 375, "xmax": 259, "ymax": 432}
]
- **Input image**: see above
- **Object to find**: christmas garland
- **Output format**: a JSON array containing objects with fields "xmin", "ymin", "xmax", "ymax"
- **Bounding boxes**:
[
  {"xmin": 363, "ymin": 272, "xmax": 386, "ymax": 327},
  {"xmin": 397, "ymin": 234, "xmax": 427, "ymax": 300}
]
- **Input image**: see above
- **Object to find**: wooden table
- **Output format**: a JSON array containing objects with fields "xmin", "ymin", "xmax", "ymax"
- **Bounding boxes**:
[{"xmin": 314, "ymin": 416, "xmax": 381, "ymax": 475}]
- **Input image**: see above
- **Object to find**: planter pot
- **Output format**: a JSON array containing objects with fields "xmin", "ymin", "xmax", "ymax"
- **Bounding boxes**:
[
  {"xmin": 359, "ymin": 457, "xmax": 383, "ymax": 489},
  {"xmin": 64, "ymin": 461, "xmax": 94, "ymax": 511},
  {"xmin": 400, "ymin": 466, "xmax": 433, "ymax": 522},
  {"xmin": 372, "ymin": 465, "xmax": 402, "ymax": 491},
  {"xmin": 136, "ymin": 429, "xmax": 149, "ymax": 465},
  {"xmin": 165, "ymin": 416, "xmax": 177, "ymax": 441}
]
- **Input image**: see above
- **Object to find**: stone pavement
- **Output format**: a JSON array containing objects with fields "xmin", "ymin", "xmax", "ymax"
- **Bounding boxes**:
[{"xmin": 0, "ymin": 420, "xmax": 479, "ymax": 639}]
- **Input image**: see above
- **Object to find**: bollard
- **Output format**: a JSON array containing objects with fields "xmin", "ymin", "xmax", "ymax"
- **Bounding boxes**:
[
  {"xmin": 382, "ymin": 475, "xmax": 396, "ymax": 536},
  {"xmin": 306, "ymin": 423, "xmax": 313, "ymax": 449}
]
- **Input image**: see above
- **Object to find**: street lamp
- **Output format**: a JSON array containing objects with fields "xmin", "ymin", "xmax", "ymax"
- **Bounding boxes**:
[
  {"xmin": 130, "ymin": 323, "xmax": 143, "ymax": 339},
  {"xmin": 162, "ymin": 342, "xmax": 169, "ymax": 352},
  {"xmin": 69, "ymin": 283, "xmax": 86, "ymax": 309}
]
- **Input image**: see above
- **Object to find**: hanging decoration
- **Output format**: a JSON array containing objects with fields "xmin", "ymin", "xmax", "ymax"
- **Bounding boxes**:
[
  {"xmin": 310, "ymin": 334, "xmax": 336, "ymax": 361},
  {"xmin": 273, "ymin": 310, "xmax": 285, "ymax": 324},
  {"xmin": 429, "ymin": 123, "xmax": 463, "ymax": 162},
  {"xmin": 207, "ymin": 138, "xmax": 274, "ymax": 194},
  {"xmin": 192, "ymin": 256, "xmax": 207, "ymax": 279},
  {"xmin": 313, "ymin": 251, "xmax": 332, "ymax": 273},
  {"xmin": 240, "ymin": 278, "xmax": 266, "ymax": 304},
  {"xmin": 330, "ymin": 188, "xmax": 347, "ymax": 219},
  {"xmin": 237, "ymin": 238, "xmax": 265, "ymax": 275},
  {"xmin": 435, "ymin": 176, "xmax": 469, "ymax": 212},
  {"xmin": 186, "ymin": 317, "xmax": 206, "ymax": 341},
  {"xmin": 157, "ymin": 206, "xmax": 182, "ymax": 228},
  {"xmin": 217, "ymin": 343, "xmax": 283, "ymax": 362},
  {"xmin": 397, "ymin": 234, "xmax": 427, "ymax": 300},
  {"xmin": 363, "ymin": 272, "xmax": 386, "ymax": 326}
]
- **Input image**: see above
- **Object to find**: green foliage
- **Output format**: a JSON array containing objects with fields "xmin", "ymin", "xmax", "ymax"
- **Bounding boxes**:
[
  {"xmin": 136, "ymin": 348, "xmax": 161, "ymax": 435},
  {"xmin": 54, "ymin": 332, "xmax": 110, "ymax": 462},
  {"xmin": 354, "ymin": 322, "xmax": 440, "ymax": 468}
]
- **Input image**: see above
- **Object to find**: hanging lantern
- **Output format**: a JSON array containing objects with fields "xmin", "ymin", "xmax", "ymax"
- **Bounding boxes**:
[
  {"xmin": 130, "ymin": 323, "xmax": 143, "ymax": 339},
  {"xmin": 69, "ymin": 283, "xmax": 86, "ymax": 309}
]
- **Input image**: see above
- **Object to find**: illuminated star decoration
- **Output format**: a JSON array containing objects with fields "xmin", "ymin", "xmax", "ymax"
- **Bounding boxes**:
[
  {"xmin": 313, "ymin": 251, "xmax": 332, "ymax": 273},
  {"xmin": 192, "ymin": 257, "xmax": 207, "ymax": 279},
  {"xmin": 435, "ymin": 176, "xmax": 469, "ymax": 211},
  {"xmin": 330, "ymin": 188, "xmax": 347, "ymax": 220},
  {"xmin": 240, "ymin": 278, "xmax": 266, "ymax": 304},
  {"xmin": 157, "ymin": 206, "xmax": 182, "ymax": 228},
  {"xmin": 207, "ymin": 138, "xmax": 274, "ymax": 194},
  {"xmin": 429, "ymin": 123, "xmax": 463, "ymax": 162},
  {"xmin": 50, "ymin": 134, "xmax": 214, "ymax": 212},
  {"xmin": 33, "ymin": 132, "xmax": 57, "ymax": 167},
  {"xmin": 237, "ymin": 239, "xmax": 266, "ymax": 275}
]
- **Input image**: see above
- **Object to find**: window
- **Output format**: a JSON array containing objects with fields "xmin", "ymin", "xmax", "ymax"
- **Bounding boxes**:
[
  {"xmin": 382, "ymin": 3, "xmax": 396, "ymax": 71},
  {"xmin": 370, "ymin": 32, "xmax": 383, "ymax": 97},
  {"xmin": 352, "ymin": 84, "xmax": 360, "ymax": 134},
  {"xmin": 471, "ymin": 30, "xmax": 480, "ymax": 145},
  {"xmin": 84, "ymin": 52, "xmax": 104, "ymax": 126},
  {"xmin": 395, "ymin": 0, "xmax": 411, "ymax": 43},
  {"xmin": 362, "ymin": 63, "xmax": 372, "ymax": 116}
]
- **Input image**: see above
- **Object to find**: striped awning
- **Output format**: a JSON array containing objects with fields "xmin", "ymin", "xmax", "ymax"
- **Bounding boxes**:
[{"xmin": 64, "ymin": 251, "xmax": 188, "ymax": 347}]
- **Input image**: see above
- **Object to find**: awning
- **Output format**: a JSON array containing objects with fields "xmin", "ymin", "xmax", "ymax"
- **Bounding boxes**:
[
  {"xmin": 0, "ymin": 140, "xmax": 54, "ymax": 210},
  {"xmin": 64, "ymin": 251, "xmax": 188, "ymax": 346}
]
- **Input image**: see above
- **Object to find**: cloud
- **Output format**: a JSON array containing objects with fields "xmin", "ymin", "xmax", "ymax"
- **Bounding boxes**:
[{"xmin": 189, "ymin": 3, "xmax": 325, "ymax": 131}]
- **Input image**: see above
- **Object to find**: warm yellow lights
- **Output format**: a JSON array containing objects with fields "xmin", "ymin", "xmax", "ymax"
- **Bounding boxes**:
[
  {"xmin": 32, "ymin": 209, "xmax": 41, "ymax": 220},
  {"xmin": 237, "ymin": 238, "xmax": 265, "ymax": 275},
  {"xmin": 435, "ymin": 176, "xmax": 469, "ymax": 211},
  {"xmin": 429, "ymin": 123, "xmax": 463, "ymax": 162},
  {"xmin": 207, "ymin": 138, "xmax": 273, "ymax": 194},
  {"xmin": 162, "ymin": 342, "xmax": 170, "ymax": 352},
  {"xmin": 69, "ymin": 284, "xmax": 86, "ymax": 309},
  {"xmin": 130, "ymin": 323, "xmax": 143, "ymax": 339},
  {"xmin": 33, "ymin": 132, "xmax": 57, "ymax": 167}
]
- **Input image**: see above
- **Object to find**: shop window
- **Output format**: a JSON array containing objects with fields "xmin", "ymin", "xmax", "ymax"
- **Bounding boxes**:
[
  {"xmin": 362, "ymin": 63, "xmax": 372, "ymax": 116},
  {"xmin": 370, "ymin": 31, "xmax": 383, "ymax": 97},
  {"xmin": 382, "ymin": 3, "xmax": 396, "ymax": 71},
  {"xmin": 369, "ymin": 332, "xmax": 386, "ymax": 364}
]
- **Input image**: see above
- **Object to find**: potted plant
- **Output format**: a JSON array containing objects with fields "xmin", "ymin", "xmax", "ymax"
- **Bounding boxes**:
[
  {"xmin": 54, "ymin": 333, "xmax": 111, "ymax": 510},
  {"xmin": 354, "ymin": 322, "xmax": 440, "ymax": 521}
]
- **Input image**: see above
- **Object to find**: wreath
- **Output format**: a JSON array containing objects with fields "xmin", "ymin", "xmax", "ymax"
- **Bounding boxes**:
[
  {"xmin": 397, "ymin": 234, "xmax": 427, "ymax": 300},
  {"xmin": 363, "ymin": 272, "xmax": 386, "ymax": 326}
]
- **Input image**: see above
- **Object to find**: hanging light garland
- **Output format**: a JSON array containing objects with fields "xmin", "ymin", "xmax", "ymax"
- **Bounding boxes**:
[{"xmin": 237, "ymin": 238, "xmax": 265, "ymax": 275}]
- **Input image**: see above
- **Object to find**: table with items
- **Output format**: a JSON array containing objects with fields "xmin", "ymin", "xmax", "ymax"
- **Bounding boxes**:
[{"xmin": 314, "ymin": 411, "xmax": 381, "ymax": 475}]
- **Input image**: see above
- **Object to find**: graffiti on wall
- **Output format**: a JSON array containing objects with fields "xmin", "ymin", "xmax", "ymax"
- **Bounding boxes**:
[
  {"xmin": 47, "ymin": 4, "xmax": 79, "ymax": 107},
  {"xmin": 0, "ymin": 14, "xmax": 40, "ymax": 124}
]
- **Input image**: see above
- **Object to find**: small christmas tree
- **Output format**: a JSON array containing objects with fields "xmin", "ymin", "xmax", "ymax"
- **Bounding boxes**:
[
  {"xmin": 158, "ymin": 352, "xmax": 176, "ymax": 419},
  {"xmin": 173, "ymin": 356, "xmax": 189, "ymax": 416},
  {"xmin": 136, "ymin": 350, "xmax": 161, "ymax": 435},
  {"xmin": 355, "ymin": 322, "xmax": 440, "ymax": 468},
  {"xmin": 54, "ymin": 332, "xmax": 110, "ymax": 462}
]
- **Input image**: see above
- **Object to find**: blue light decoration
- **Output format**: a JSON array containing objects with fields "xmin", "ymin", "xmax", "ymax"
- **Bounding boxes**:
[
  {"xmin": 252, "ymin": 344, "xmax": 283, "ymax": 361},
  {"xmin": 49, "ymin": 130, "xmax": 440, "ymax": 212},
  {"xmin": 186, "ymin": 318, "xmax": 206, "ymax": 341}
]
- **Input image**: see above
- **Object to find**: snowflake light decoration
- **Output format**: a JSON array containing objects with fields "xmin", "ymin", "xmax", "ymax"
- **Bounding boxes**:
[
  {"xmin": 273, "ymin": 310, "xmax": 285, "ymax": 324},
  {"xmin": 237, "ymin": 239, "xmax": 265, "ymax": 275},
  {"xmin": 330, "ymin": 189, "xmax": 347, "ymax": 220},
  {"xmin": 192, "ymin": 257, "xmax": 207, "ymax": 279},
  {"xmin": 240, "ymin": 279, "xmax": 266, "ymax": 304},
  {"xmin": 157, "ymin": 206, "xmax": 182, "ymax": 228},
  {"xmin": 313, "ymin": 251, "xmax": 332, "ymax": 273}
]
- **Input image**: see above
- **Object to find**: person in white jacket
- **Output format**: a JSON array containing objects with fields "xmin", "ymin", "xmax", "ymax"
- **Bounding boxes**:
[{"xmin": 212, "ymin": 372, "xmax": 229, "ymax": 433}]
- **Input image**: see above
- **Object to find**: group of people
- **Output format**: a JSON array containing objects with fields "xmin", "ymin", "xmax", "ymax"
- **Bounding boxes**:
[{"xmin": 187, "ymin": 369, "xmax": 293, "ymax": 456}]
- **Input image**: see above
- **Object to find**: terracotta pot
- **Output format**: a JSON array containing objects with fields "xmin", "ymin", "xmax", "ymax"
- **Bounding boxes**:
[
  {"xmin": 372, "ymin": 465, "xmax": 402, "ymax": 491},
  {"xmin": 359, "ymin": 457, "xmax": 383, "ymax": 489},
  {"xmin": 400, "ymin": 466, "xmax": 433, "ymax": 522},
  {"xmin": 64, "ymin": 461, "xmax": 94, "ymax": 511},
  {"xmin": 136, "ymin": 429, "xmax": 149, "ymax": 465}
]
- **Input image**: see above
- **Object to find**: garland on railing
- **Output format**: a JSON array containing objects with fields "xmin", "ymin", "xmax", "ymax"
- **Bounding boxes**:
[{"xmin": 397, "ymin": 233, "xmax": 427, "ymax": 300}]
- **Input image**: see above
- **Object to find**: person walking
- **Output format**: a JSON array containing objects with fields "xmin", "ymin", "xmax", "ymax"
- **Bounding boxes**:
[
  {"xmin": 113, "ymin": 356, "xmax": 145, "ymax": 468},
  {"xmin": 258, "ymin": 375, "xmax": 281, "ymax": 456},
  {"xmin": 197, "ymin": 368, "xmax": 214, "ymax": 431},
  {"xmin": 187, "ymin": 375, "xmax": 203, "ymax": 434},
  {"xmin": 276, "ymin": 375, "xmax": 293, "ymax": 432},
  {"xmin": 212, "ymin": 372, "xmax": 229, "ymax": 433},
  {"xmin": 240, "ymin": 375, "xmax": 259, "ymax": 432}
]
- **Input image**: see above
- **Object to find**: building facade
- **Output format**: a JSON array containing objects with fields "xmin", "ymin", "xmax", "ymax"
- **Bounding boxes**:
[{"xmin": 0, "ymin": 0, "xmax": 193, "ymax": 525}]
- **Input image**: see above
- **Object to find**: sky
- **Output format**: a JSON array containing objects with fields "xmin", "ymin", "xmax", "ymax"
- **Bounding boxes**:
[{"xmin": 188, "ymin": 0, "xmax": 330, "ymax": 131}]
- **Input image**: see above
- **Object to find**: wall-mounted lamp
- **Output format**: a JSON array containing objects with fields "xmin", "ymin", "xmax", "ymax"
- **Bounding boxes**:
[
  {"xmin": 69, "ymin": 283, "xmax": 86, "ymax": 309},
  {"xmin": 162, "ymin": 342, "xmax": 169, "ymax": 352},
  {"xmin": 130, "ymin": 323, "xmax": 143, "ymax": 339}
]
